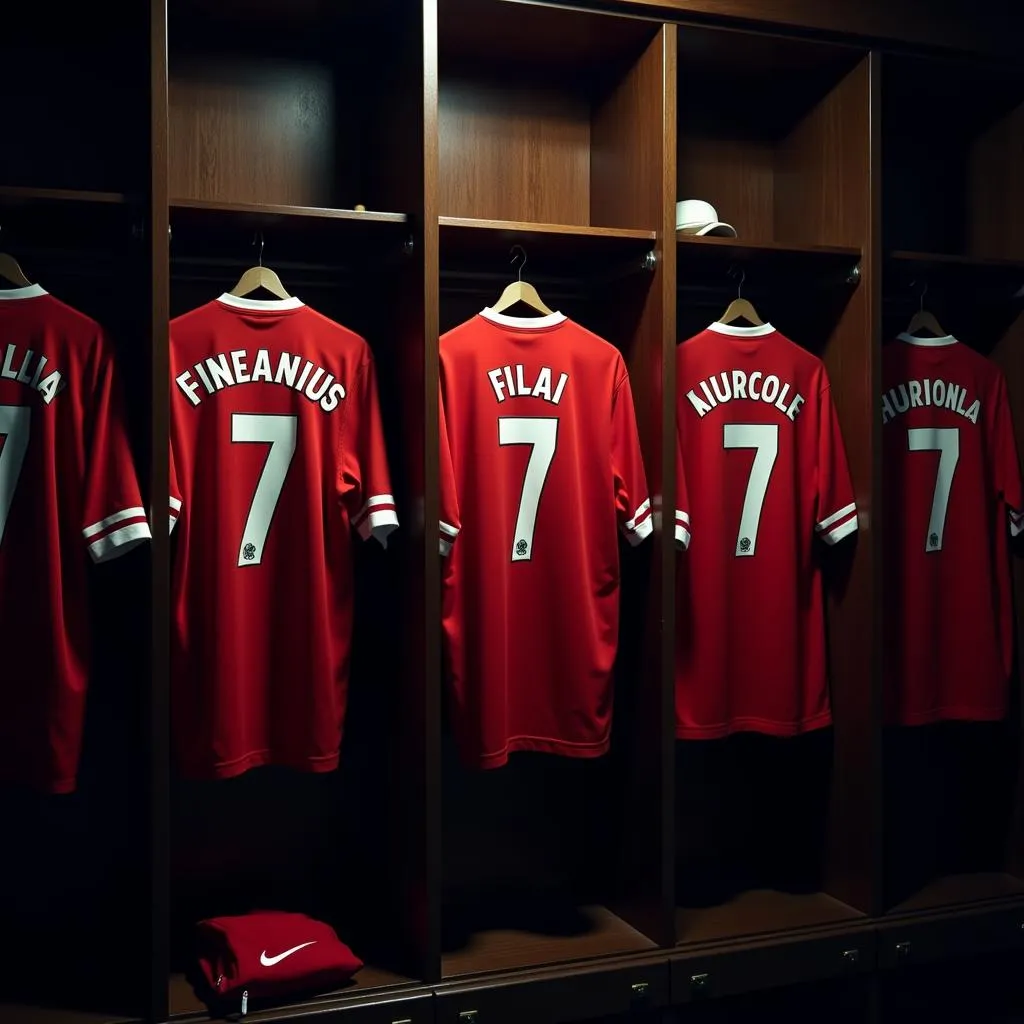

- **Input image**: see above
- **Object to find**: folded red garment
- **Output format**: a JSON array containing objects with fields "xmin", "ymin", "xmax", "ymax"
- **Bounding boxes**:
[{"xmin": 197, "ymin": 911, "xmax": 363, "ymax": 1006}]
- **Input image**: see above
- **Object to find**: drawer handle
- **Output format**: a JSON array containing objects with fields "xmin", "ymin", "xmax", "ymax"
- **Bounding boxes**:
[
  {"xmin": 459, "ymin": 1013, "xmax": 478, "ymax": 1024},
  {"xmin": 631, "ymin": 982, "xmax": 650, "ymax": 997},
  {"xmin": 392, "ymin": 1020, "xmax": 413, "ymax": 1024},
  {"xmin": 842, "ymin": 948, "xmax": 860, "ymax": 964},
  {"xmin": 895, "ymin": 941, "xmax": 912, "ymax": 959},
  {"xmin": 690, "ymin": 972, "xmax": 710, "ymax": 990}
]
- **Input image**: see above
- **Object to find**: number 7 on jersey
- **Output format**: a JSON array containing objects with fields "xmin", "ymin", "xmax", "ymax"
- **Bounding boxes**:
[
  {"xmin": 231, "ymin": 412, "xmax": 298, "ymax": 567},
  {"xmin": 499, "ymin": 416, "xmax": 558, "ymax": 562}
]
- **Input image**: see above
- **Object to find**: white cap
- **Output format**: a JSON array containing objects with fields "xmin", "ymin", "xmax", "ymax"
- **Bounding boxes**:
[{"xmin": 676, "ymin": 199, "xmax": 737, "ymax": 237}]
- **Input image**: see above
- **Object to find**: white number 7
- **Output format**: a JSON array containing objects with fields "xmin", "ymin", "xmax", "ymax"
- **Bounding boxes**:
[
  {"xmin": 231, "ymin": 412, "xmax": 298, "ymax": 567},
  {"xmin": 0, "ymin": 405, "xmax": 31, "ymax": 548},
  {"xmin": 908, "ymin": 426, "xmax": 959, "ymax": 552},
  {"xmin": 499, "ymin": 416, "xmax": 558, "ymax": 562},
  {"xmin": 723, "ymin": 422, "xmax": 778, "ymax": 557}
]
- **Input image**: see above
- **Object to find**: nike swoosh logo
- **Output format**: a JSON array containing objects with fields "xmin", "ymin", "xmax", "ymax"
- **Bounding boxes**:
[{"xmin": 260, "ymin": 940, "xmax": 317, "ymax": 967}]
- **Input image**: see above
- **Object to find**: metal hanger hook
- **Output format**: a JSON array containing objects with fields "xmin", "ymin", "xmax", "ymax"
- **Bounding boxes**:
[
  {"xmin": 253, "ymin": 231, "xmax": 265, "ymax": 267},
  {"xmin": 510, "ymin": 244, "xmax": 527, "ymax": 282},
  {"xmin": 727, "ymin": 263, "xmax": 746, "ymax": 298},
  {"xmin": 911, "ymin": 278, "xmax": 928, "ymax": 311}
]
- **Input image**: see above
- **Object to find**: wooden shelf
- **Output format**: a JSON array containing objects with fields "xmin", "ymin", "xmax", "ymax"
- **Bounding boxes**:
[
  {"xmin": 0, "ymin": 186, "xmax": 129, "ymax": 206},
  {"xmin": 678, "ymin": 234, "xmax": 859, "ymax": 259},
  {"xmin": 888, "ymin": 873, "xmax": 1024, "ymax": 916},
  {"xmin": 168, "ymin": 963, "xmax": 417, "ymax": 1020},
  {"xmin": 440, "ymin": 218, "xmax": 656, "ymax": 277},
  {"xmin": 677, "ymin": 234, "xmax": 861, "ymax": 280},
  {"xmin": 171, "ymin": 199, "xmax": 407, "ymax": 226},
  {"xmin": 168, "ymin": 200, "xmax": 411, "ymax": 269},
  {"xmin": 676, "ymin": 890, "xmax": 866, "ymax": 947},
  {"xmin": 441, "ymin": 905, "xmax": 657, "ymax": 979}
]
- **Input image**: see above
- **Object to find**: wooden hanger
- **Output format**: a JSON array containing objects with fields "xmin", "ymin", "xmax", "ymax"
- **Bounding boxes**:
[
  {"xmin": 0, "ymin": 226, "xmax": 32, "ymax": 287},
  {"xmin": 491, "ymin": 244, "xmax": 554, "ymax": 316},
  {"xmin": 228, "ymin": 232, "xmax": 290, "ymax": 299},
  {"xmin": 717, "ymin": 266, "xmax": 763, "ymax": 326},
  {"xmin": 904, "ymin": 280, "xmax": 946, "ymax": 338}
]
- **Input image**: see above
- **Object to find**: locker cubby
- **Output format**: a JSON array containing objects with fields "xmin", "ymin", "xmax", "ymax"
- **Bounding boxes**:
[
  {"xmin": 882, "ymin": 54, "xmax": 1024, "ymax": 261},
  {"xmin": 676, "ymin": 27, "xmax": 866, "ymax": 250},
  {"xmin": 168, "ymin": 0, "xmax": 418, "ymax": 216},
  {"xmin": 437, "ymin": 0, "xmax": 665, "ymax": 232},
  {"xmin": 880, "ymin": 53, "xmax": 1024, "ymax": 917},
  {"xmin": 672, "ymin": 26, "xmax": 877, "ymax": 948}
]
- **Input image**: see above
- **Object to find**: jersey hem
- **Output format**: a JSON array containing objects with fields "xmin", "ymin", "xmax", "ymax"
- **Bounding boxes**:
[
  {"xmin": 183, "ymin": 749, "xmax": 341, "ymax": 780},
  {"xmin": 675, "ymin": 709, "xmax": 833, "ymax": 740},
  {"xmin": 893, "ymin": 705, "xmax": 1008, "ymax": 727},
  {"xmin": 476, "ymin": 734, "xmax": 611, "ymax": 769}
]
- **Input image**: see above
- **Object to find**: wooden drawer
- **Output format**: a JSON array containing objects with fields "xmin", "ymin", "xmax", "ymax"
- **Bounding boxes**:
[
  {"xmin": 878, "ymin": 902, "xmax": 1024, "ymax": 969},
  {"xmin": 435, "ymin": 959, "xmax": 670, "ymax": 1024},
  {"xmin": 671, "ymin": 925, "xmax": 875, "ymax": 1002},
  {"xmin": 260, "ymin": 991, "xmax": 435, "ymax": 1024}
]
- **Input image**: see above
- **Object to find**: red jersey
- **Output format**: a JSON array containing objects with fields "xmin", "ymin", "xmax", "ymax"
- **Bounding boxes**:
[
  {"xmin": 0, "ymin": 284, "xmax": 150, "ymax": 793},
  {"xmin": 675, "ymin": 322, "xmax": 858, "ymax": 739},
  {"xmin": 882, "ymin": 333, "xmax": 1024, "ymax": 725},
  {"xmin": 169, "ymin": 294, "xmax": 398, "ymax": 780},
  {"xmin": 439, "ymin": 309, "xmax": 652, "ymax": 769}
]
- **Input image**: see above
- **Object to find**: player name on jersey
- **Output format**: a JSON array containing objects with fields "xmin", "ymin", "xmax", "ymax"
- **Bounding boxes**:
[
  {"xmin": 684, "ymin": 369, "xmax": 806, "ymax": 421},
  {"xmin": 0, "ymin": 343, "xmax": 65, "ymax": 403},
  {"xmin": 175, "ymin": 347, "xmax": 347, "ymax": 413},
  {"xmin": 486, "ymin": 363, "xmax": 569, "ymax": 405},
  {"xmin": 881, "ymin": 377, "xmax": 981, "ymax": 425}
]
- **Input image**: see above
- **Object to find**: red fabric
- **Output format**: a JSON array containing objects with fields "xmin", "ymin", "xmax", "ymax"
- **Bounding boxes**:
[
  {"xmin": 197, "ymin": 912, "xmax": 362, "ymax": 1002},
  {"xmin": 675, "ymin": 323, "xmax": 858, "ymax": 739},
  {"xmin": 169, "ymin": 296, "xmax": 398, "ymax": 780},
  {"xmin": 439, "ymin": 310, "xmax": 652, "ymax": 769},
  {"xmin": 0, "ymin": 286, "xmax": 149, "ymax": 793},
  {"xmin": 882, "ymin": 335, "xmax": 1024, "ymax": 725}
]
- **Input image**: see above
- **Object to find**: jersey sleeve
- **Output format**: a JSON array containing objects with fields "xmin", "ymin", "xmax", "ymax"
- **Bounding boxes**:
[
  {"xmin": 169, "ymin": 442, "xmax": 182, "ymax": 535},
  {"xmin": 813, "ymin": 381, "xmax": 858, "ymax": 546},
  {"xmin": 612, "ymin": 369, "xmax": 653, "ymax": 547},
  {"xmin": 82, "ymin": 336, "xmax": 152, "ymax": 563},
  {"xmin": 439, "ymin": 393, "xmax": 460, "ymax": 556},
  {"xmin": 340, "ymin": 349, "xmax": 399, "ymax": 547},
  {"xmin": 675, "ymin": 414, "xmax": 691, "ymax": 550},
  {"xmin": 993, "ymin": 371, "xmax": 1024, "ymax": 537}
]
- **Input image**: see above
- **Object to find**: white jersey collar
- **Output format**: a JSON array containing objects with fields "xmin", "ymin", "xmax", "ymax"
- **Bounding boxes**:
[
  {"xmin": 480, "ymin": 307, "xmax": 566, "ymax": 329},
  {"xmin": 707, "ymin": 321, "xmax": 776, "ymax": 337},
  {"xmin": 898, "ymin": 332, "xmax": 957, "ymax": 347},
  {"xmin": 0, "ymin": 283, "xmax": 48, "ymax": 300},
  {"xmin": 217, "ymin": 293, "xmax": 304, "ymax": 311}
]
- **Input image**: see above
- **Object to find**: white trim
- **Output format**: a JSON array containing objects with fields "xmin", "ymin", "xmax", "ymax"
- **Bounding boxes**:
[
  {"xmin": 479, "ymin": 308, "xmax": 567, "ymax": 329},
  {"xmin": 675, "ymin": 523, "xmax": 691, "ymax": 549},
  {"xmin": 88, "ymin": 521, "xmax": 152, "ymax": 563},
  {"xmin": 355, "ymin": 494, "xmax": 399, "ymax": 547},
  {"xmin": 1011, "ymin": 509, "xmax": 1023, "ymax": 538},
  {"xmin": 815, "ymin": 501, "xmax": 857, "ymax": 533},
  {"xmin": 169, "ymin": 514, "xmax": 179, "ymax": 535},
  {"xmin": 169, "ymin": 495, "xmax": 182, "ymax": 512},
  {"xmin": 625, "ymin": 514, "xmax": 653, "ymax": 546},
  {"xmin": 897, "ymin": 332, "xmax": 957, "ymax": 347},
  {"xmin": 217, "ymin": 292, "xmax": 304, "ymax": 311},
  {"xmin": 440, "ymin": 519, "xmax": 459, "ymax": 539},
  {"xmin": 625, "ymin": 498, "xmax": 652, "ymax": 532},
  {"xmin": 83, "ymin": 506, "xmax": 148, "ymax": 539},
  {"xmin": 0, "ymin": 283, "xmax": 47, "ymax": 300},
  {"xmin": 675, "ymin": 509, "xmax": 690, "ymax": 526},
  {"xmin": 439, "ymin": 537, "xmax": 453, "ymax": 556},
  {"xmin": 707, "ymin": 321, "xmax": 776, "ymax": 338},
  {"xmin": 822, "ymin": 515, "xmax": 858, "ymax": 545}
]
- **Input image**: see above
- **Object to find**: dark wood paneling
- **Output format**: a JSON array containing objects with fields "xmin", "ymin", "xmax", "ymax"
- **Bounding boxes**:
[
  {"xmin": 438, "ymin": 79, "xmax": 592, "ymax": 224},
  {"xmin": 609, "ymin": 0, "xmax": 1022, "ymax": 58},
  {"xmin": 969, "ymin": 102, "xmax": 1024, "ymax": 261}
]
